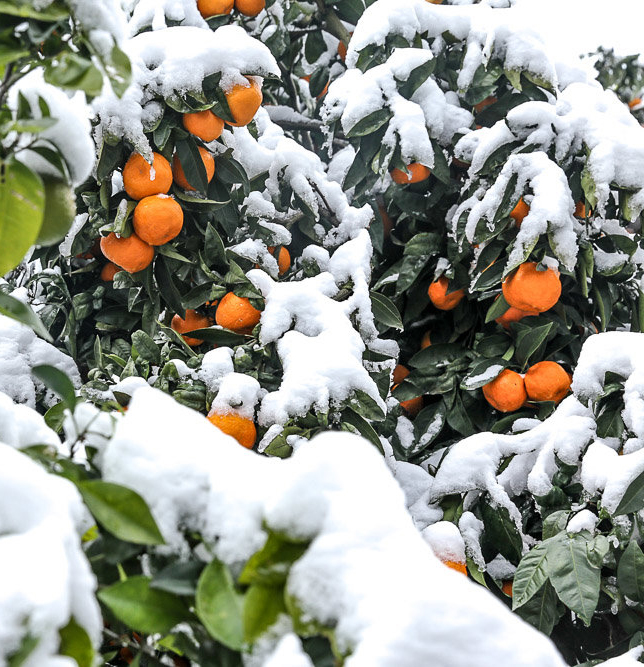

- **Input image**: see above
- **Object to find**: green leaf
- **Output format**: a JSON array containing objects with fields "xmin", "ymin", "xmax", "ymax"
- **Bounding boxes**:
[
  {"xmin": 175, "ymin": 137, "xmax": 208, "ymax": 194},
  {"xmin": 340, "ymin": 408, "xmax": 385, "ymax": 454},
  {"xmin": 546, "ymin": 532, "xmax": 601, "ymax": 626},
  {"xmin": 460, "ymin": 358, "xmax": 507, "ymax": 391},
  {"xmin": 43, "ymin": 401, "xmax": 66, "ymax": 432},
  {"xmin": 514, "ymin": 322, "xmax": 553, "ymax": 368},
  {"xmin": 0, "ymin": 159, "xmax": 44, "ymax": 275},
  {"xmin": 32, "ymin": 365, "xmax": 77, "ymax": 410},
  {"xmin": 58, "ymin": 617, "xmax": 94, "ymax": 667},
  {"xmin": 485, "ymin": 294, "xmax": 510, "ymax": 323},
  {"xmin": 44, "ymin": 52, "xmax": 103, "ymax": 97},
  {"xmin": 347, "ymin": 388, "xmax": 385, "ymax": 421},
  {"xmin": 512, "ymin": 542, "xmax": 549, "ymax": 609},
  {"xmin": 370, "ymin": 291, "xmax": 403, "ymax": 330},
  {"xmin": 243, "ymin": 585, "xmax": 287, "ymax": 643},
  {"xmin": 481, "ymin": 501, "xmax": 523, "ymax": 564},
  {"xmin": 7, "ymin": 635, "xmax": 39, "ymax": 667},
  {"xmin": 581, "ymin": 165, "xmax": 598, "ymax": 210},
  {"xmin": 409, "ymin": 343, "xmax": 465, "ymax": 371},
  {"xmin": 515, "ymin": 579, "xmax": 559, "ymax": 636},
  {"xmin": 614, "ymin": 468, "xmax": 644, "ymax": 516},
  {"xmin": 542, "ymin": 510, "xmax": 570, "ymax": 540},
  {"xmin": 196, "ymin": 559, "xmax": 245, "ymax": 650},
  {"xmin": 151, "ymin": 561, "xmax": 205, "ymax": 596},
  {"xmin": 0, "ymin": 291, "xmax": 52, "ymax": 341},
  {"xmin": 98, "ymin": 576, "xmax": 188, "ymax": 634},
  {"xmin": 131, "ymin": 329, "xmax": 160, "ymax": 364},
  {"xmin": 77, "ymin": 480, "xmax": 165, "ymax": 546},
  {"xmin": 155, "ymin": 255, "xmax": 185, "ymax": 318},
  {"xmin": 178, "ymin": 327, "xmax": 246, "ymax": 346},
  {"xmin": 0, "ymin": 0, "xmax": 67, "ymax": 20},
  {"xmin": 346, "ymin": 108, "xmax": 392, "ymax": 138},
  {"xmin": 238, "ymin": 532, "xmax": 308, "ymax": 587},
  {"xmin": 204, "ymin": 223, "xmax": 229, "ymax": 271},
  {"xmin": 618, "ymin": 542, "xmax": 644, "ymax": 602}
]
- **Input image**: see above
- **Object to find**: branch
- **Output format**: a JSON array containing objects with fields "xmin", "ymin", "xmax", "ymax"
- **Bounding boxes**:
[{"xmin": 315, "ymin": 0, "xmax": 352, "ymax": 45}]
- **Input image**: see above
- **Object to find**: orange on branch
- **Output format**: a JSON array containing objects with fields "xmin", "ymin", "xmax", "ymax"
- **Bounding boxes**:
[
  {"xmin": 100, "ymin": 233, "xmax": 154, "ymax": 274},
  {"xmin": 510, "ymin": 198, "xmax": 529, "ymax": 228},
  {"xmin": 428, "ymin": 276, "xmax": 465, "ymax": 311},
  {"xmin": 182, "ymin": 110, "xmax": 224, "ymax": 142},
  {"xmin": 216, "ymin": 292, "xmax": 262, "ymax": 333},
  {"xmin": 235, "ymin": 0, "xmax": 265, "ymax": 16},
  {"xmin": 390, "ymin": 163, "xmax": 431, "ymax": 184},
  {"xmin": 524, "ymin": 361, "xmax": 571, "ymax": 404},
  {"xmin": 482, "ymin": 369, "xmax": 527, "ymax": 413},
  {"xmin": 171, "ymin": 309, "xmax": 212, "ymax": 346},
  {"xmin": 100, "ymin": 262, "xmax": 120, "ymax": 282},
  {"xmin": 197, "ymin": 0, "xmax": 233, "ymax": 17},
  {"xmin": 502, "ymin": 262, "xmax": 561, "ymax": 313},
  {"xmin": 172, "ymin": 146, "xmax": 215, "ymax": 191},
  {"xmin": 133, "ymin": 195, "xmax": 184, "ymax": 246},
  {"xmin": 224, "ymin": 77, "xmax": 263, "ymax": 127},
  {"xmin": 208, "ymin": 412, "xmax": 256, "ymax": 448},
  {"xmin": 122, "ymin": 152, "xmax": 173, "ymax": 200}
]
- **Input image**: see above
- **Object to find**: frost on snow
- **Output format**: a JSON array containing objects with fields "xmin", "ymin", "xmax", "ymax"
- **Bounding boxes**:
[
  {"xmin": 95, "ymin": 386, "xmax": 565, "ymax": 666},
  {"xmin": 0, "ymin": 438, "xmax": 100, "ymax": 665}
]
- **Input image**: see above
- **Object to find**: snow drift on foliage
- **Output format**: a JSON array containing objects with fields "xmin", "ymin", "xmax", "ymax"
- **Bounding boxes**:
[
  {"xmin": 0, "ymin": 441, "xmax": 100, "ymax": 666},
  {"xmin": 0, "ymin": 311, "xmax": 80, "ymax": 409},
  {"xmin": 94, "ymin": 386, "xmax": 565, "ymax": 666}
]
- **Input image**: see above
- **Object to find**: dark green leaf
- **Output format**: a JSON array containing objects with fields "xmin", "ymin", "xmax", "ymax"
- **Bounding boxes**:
[
  {"xmin": 618, "ymin": 542, "xmax": 644, "ymax": 602},
  {"xmin": 481, "ymin": 501, "xmax": 523, "ymax": 564},
  {"xmin": 515, "ymin": 579, "xmax": 559, "ymax": 636},
  {"xmin": 341, "ymin": 408, "xmax": 385, "ymax": 454},
  {"xmin": 614, "ymin": 468, "xmax": 644, "ymax": 516},
  {"xmin": 346, "ymin": 108, "xmax": 392, "ymax": 138},
  {"xmin": 32, "ymin": 365, "xmax": 77, "ymax": 409},
  {"xmin": 131, "ymin": 329, "xmax": 160, "ymax": 364},
  {"xmin": 151, "ymin": 561, "xmax": 205, "ymax": 596},
  {"xmin": 370, "ymin": 291, "xmax": 403, "ymax": 330},
  {"xmin": 0, "ymin": 291, "xmax": 52, "ymax": 341},
  {"xmin": 239, "ymin": 532, "xmax": 308, "ymax": 587},
  {"xmin": 514, "ymin": 323, "xmax": 553, "ymax": 368},
  {"xmin": 512, "ymin": 542, "xmax": 549, "ymax": 609}
]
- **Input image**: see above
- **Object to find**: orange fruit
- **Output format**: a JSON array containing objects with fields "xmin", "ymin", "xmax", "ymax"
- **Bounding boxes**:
[
  {"xmin": 495, "ymin": 304, "xmax": 537, "ymax": 329},
  {"xmin": 207, "ymin": 412, "xmax": 256, "ymax": 448},
  {"xmin": 474, "ymin": 96, "xmax": 497, "ymax": 114},
  {"xmin": 172, "ymin": 147, "xmax": 215, "ymax": 191},
  {"xmin": 182, "ymin": 110, "xmax": 224, "ymax": 142},
  {"xmin": 421, "ymin": 331, "xmax": 432, "ymax": 349},
  {"xmin": 392, "ymin": 364, "xmax": 410, "ymax": 385},
  {"xmin": 428, "ymin": 276, "xmax": 465, "ymax": 311},
  {"xmin": 390, "ymin": 163, "xmax": 431, "ymax": 184},
  {"xmin": 510, "ymin": 198, "xmax": 529, "ymax": 228},
  {"xmin": 224, "ymin": 77, "xmax": 263, "ymax": 127},
  {"xmin": 574, "ymin": 201, "xmax": 589, "ymax": 218},
  {"xmin": 482, "ymin": 369, "xmax": 527, "ymax": 413},
  {"xmin": 268, "ymin": 246, "xmax": 290, "ymax": 275},
  {"xmin": 100, "ymin": 233, "xmax": 154, "ymax": 274},
  {"xmin": 398, "ymin": 391, "xmax": 423, "ymax": 417},
  {"xmin": 100, "ymin": 262, "xmax": 120, "ymax": 282},
  {"xmin": 122, "ymin": 152, "xmax": 173, "ymax": 200},
  {"xmin": 216, "ymin": 292, "xmax": 262, "ymax": 333},
  {"xmin": 426, "ymin": 0, "xmax": 444, "ymax": 3},
  {"xmin": 171, "ymin": 309, "xmax": 212, "ymax": 346},
  {"xmin": 524, "ymin": 361, "xmax": 571, "ymax": 404},
  {"xmin": 301, "ymin": 75, "xmax": 329, "ymax": 100},
  {"xmin": 235, "ymin": 0, "xmax": 265, "ymax": 16},
  {"xmin": 379, "ymin": 205, "xmax": 394, "ymax": 239},
  {"xmin": 502, "ymin": 262, "xmax": 561, "ymax": 313},
  {"xmin": 443, "ymin": 560, "xmax": 467, "ymax": 575},
  {"xmin": 628, "ymin": 97, "xmax": 641, "ymax": 109},
  {"xmin": 337, "ymin": 34, "xmax": 353, "ymax": 61},
  {"xmin": 502, "ymin": 580, "xmax": 513, "ymax": 597},
  {"xmin": 132, "ymin": 195, "xmax": 184, "ymax": 246},
  {"xmin": 197, "ymin": 0, "xmax": 233, "ymax": 17}
]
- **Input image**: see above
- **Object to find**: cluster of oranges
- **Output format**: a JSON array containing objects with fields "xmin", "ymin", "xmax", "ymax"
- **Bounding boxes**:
[
  {"xmin": 99, "ymin": 76, "xmax": 263, "ymax": 277},
  {"xmin": 197, "ymin": 0, "xmax": 265, "ymax": 18}
]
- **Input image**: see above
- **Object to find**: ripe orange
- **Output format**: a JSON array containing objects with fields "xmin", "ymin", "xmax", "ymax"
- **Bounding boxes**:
[
  {"xmin": 100, "ymin": 233, "xmax": 154, "ymax": 273},
  {"xmin": 628, "ymin": 97, "xmax": 642, "ymax": 109},
  {"xmin": 397, "ymin": 390, "xmax": 423, "ymax": 417},
  {"xmin": 301, "ymin": 75, "xmax": 329, "ymax": 100},
  {"xmin": 182, "ymin": 110, "xmax": 224, "ymax": 142},
  {"xmin": 197, "ymin": 0, "xmax": 233, "ymax": 17},
  {"xmin": 426, "ymin": 0, "xmax": 444, "ymax": 3},
  {"xmin": 390, "ymin": 163, "xmax": 431, "ymax": 184},
  {"xmin": 337, "ymin": 34, "xmax": 353, "ymax": 61},
  {"xmin": 100, "ymin": 262, "xmax": 120, "ymax": 282},
  {"xmin": 224, "ymin": 77, "xmax": 263, "ymax": 127},
  {"xmin": 510, "ymin": 198, "xmax": 529, "ymax": 227},
  {"xmin": 171, "ymin": 309, "xmax": 212, "ymax": 346},
  {"xmin": 428, "ymin": 276, "xmax": 465, "ymax": 310},
  {"xmin": 474, "ymin": 96, "xmax": 497, "ymax": 114},
  {"xmin": 172, "ymin": 147, "xmax": 215, "ymax": 191},
  {"xmin": 379, "ymin": 205, "xmax": 394, "ymax": 239},
  {"xmin": 502, "ymin": 262, "xmax": 561, "ymax": 313},
  {"xmin": 502, "ymin": 580, "xmax": 513, "ymax": 597},
  {"xmin": 392, "ymin": 364, "xmax": 410, "ymax": 385},
  {"xmin": 216, "ymin": 292, "xmax": 262, "ymax": 333},
  {"xmin": 235, "ymin": 0, "xmax": 265, "ymax": 16},
  {"xmin": 122, "ymin": 152, "xmax": 173, "ymax": 200},
  {"xmin": 268, "ymin": 246, "xmax": 291, "ymax": 275},
  {"xmin": 482, "ymin": 369, "xmax": 527, "ymax": 413},
  {"xmin": 574, "ymin": 201, "xmax": 589, "ymax": 218},
  {"xmin": 524, "ymin": 361, "xmax": 571, "ymax": 404},
  {"xmin": 495, "ymin": 304, "xmax": 537, "ymax": 329},
  {"xmin": 443, "ymin": 560, "xmax": 467, "ymax": 575},
  {"xmin": 421, "ymin": 331, "xmax": 432, "ymax": 349},
  {"xmin": 208, "ymin": 412, "xmax": 256, "ymax": 448},
  {"xmin": 132, "ymin": 195, "xmax": 184, "ymax": 246}
]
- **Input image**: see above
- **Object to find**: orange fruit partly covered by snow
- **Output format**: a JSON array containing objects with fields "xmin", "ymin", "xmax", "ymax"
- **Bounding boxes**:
[
  {"xmin": 100, "ymin": 262, "xmax": 120, "ymax": 282},
  {"xmin": 421, "ymin": 331, "xmax": 432, "ymax": 349},
  {"xmin": 502, "ymin": 580, "xmax": 513, "ymax": 597},
  {"xmin": 502, "ymin": 262, "xmax": 561, "ymax": 313},
  {"xmin": 208, "ymin": 412, "xmax": 256, "ymax": 448},
  {"xmin": 510, "ymin": 198, "xmax": 529, "ymax": 227},
  {"xmin": 524, "ymin": 361, "xmax": 571, "ymax": 404},
  {"xmin": 574, "ymin": 201, "xmax": 589, "ymax": 218},
  {"xmin": 337, "ymin": 34, "xmax": 353, "ymax": 61},
  {"xmin": 224, "ymin": 77, "xmax": 263, "ymax": 127},
  {"xmin": 172, "ymin": 147, "xmax": 215, "ymax": 191},
  {"xmin": 197, "ymin": 0, "xmax": 233, "ymax": 17},
  {"xmin": 122, "ymin": 152, "xmax": 173, "ymax": 200},
  {"xmin": 100, "ymin": 233, "xmax": 154, "ymax": 274},
  {"xmin": 482, "ymin": 369, "xmax": 527, "ymax": 413},
  {"xmin": 443, "ymin": 560, "xmax": 467, "ymax": 575},
  {"xmin": 171, "ymin": 309, "xmax": 212, "ymax": 346},
  {"xmin": 392, "ymin": 364, "xmax": 410, "ymax": 385},
  {"xmin": 390, "ymin": 163, "xmax": 431, "ymax": 184},
  {"xmin": 133, "ymin": 195, "xmax": 184, "ymax": 246},
  {"xmin": 428, "ymin": 276, "xmax": 465, "ymax": 311},
  {"xmin": 182, "ymin": 110, "xmax": 224, "ymax": 142},
  {"xmin": 268, "ymin": 246, "xmax": 291, "ymax": 275},
  {"xmin": 628, "ymin": 97, "xmax": 642, "ymax": 109},
  {"xmin": 398, "ymin": 391, "xmax": 423, "ymax": 417},
  {"xmin": 216, "ymin": 292, "xmax": 262, "ymax": 333},
  {"xmin": 235, "ymin": 0, "xmax": 265, "ymax": 16}
]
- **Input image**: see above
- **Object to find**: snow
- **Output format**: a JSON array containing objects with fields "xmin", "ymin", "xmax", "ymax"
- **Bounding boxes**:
[
  {"xmin": 263, "ymin": 634, "xmax": 314, "ymax": 667},
  {"xmin": 0, "ymin": 312, "xmax": 80, "ymax": 409},
  {"xmin": 599, "ymin": 647, "xmax": 644, "ymax": 667},
  {"xmin": 94, "ymin": 386, "xmax": 565, "ymax": 666},
  {"xmin": 0, "ymin": 391, "xmax": 59, "ymax": 450},
  {"xmin": 0, "ymin": 442, "xmax": 100, "ymax": 666},
  {"xmin": 125, "ymin": 0, "xmax": 208, "ymax": 35},
  {"xmin": 8, "ymin": 69, "xmax": 95, "ymax": 187},
  {"xmin": 567, "ymin": 509, "xmax": 598, "ymax": 534},
  {"xmin": 422, "ymin": 521, "xmax": 466, "ymax": 563}
]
